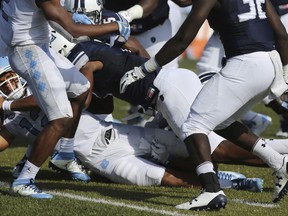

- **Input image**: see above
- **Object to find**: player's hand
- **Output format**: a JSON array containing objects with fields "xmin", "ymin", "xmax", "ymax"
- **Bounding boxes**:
[
  {"xmin": 72, "ymin": 13, "xmax": 93, "ymax": 24},
  {"xmin": 120, "ymin": 66, "xmax": 146, "ymax": 94},
  {"xmin": 116, "ymin": 19, "xmax": 130, "ymax": 41},
  {"xmin": 151, "ymin": 139, "xmax": 169, "ymax": 165}
]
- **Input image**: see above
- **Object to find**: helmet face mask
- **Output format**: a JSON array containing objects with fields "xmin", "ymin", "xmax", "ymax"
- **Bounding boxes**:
[
  {"xmin": 0, "ymin": 57, "xmax": 27, "ymax": 100},
  {"xmin": 64, "ymin": 0, "xmax": 103, "ymax": 24}
]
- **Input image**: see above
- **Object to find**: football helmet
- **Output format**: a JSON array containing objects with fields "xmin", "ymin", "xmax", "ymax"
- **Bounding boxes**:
[
  {"xmin": 0, "ymin": 57, "xmax": 27, "ymax": 100},
  {"xmin": 64, "ymin": 0, "xmax": 103, "ymax": 24},
  {"xmin": 49, "ymin": 30, "xmax": 76, "ymax": 56}
]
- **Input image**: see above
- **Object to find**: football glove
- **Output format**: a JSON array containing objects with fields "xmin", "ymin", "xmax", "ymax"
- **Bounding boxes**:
[
  {"xmin": 72, "ymin": 13, "xmax": 93, "ymax": 24},
  {"xmin": 120, "ymin": 57, "xmax": 161, "ymax": 94},
  {"xmin": 116, "ymin": 19, "xmax": 130, "ymax": 41},
  {"xmin": 120, "ymin": 66, "xmax": 146, "ymax": 94}
]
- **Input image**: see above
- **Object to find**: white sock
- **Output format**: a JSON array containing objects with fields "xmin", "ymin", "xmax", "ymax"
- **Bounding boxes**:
[
  {"xmin": 59, "ymin": 137, "xmax": 74, "ymax": 153},
  {"xmin": 264, "ymin": 138, "xmax": 288, "ymax": 154},
  {"xmin": 17, "ymin": 160, "xmax": 40, "ymax": 180},
  {"xmin": 252, "ymin": 138, "xmax": 284, "ymax": 171},
  {"xmin": 196, "ymin": 161, "xmax": 215, "ymax": 175}
]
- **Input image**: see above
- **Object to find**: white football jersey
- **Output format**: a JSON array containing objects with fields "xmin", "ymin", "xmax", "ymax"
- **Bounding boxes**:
[
  {"xmin": 0, "ymin": 0, "xmax": 50, "ymax": 47},
  {"xmin": 3, "ymin": 88, "xmax": 47, "ymax": 144}
]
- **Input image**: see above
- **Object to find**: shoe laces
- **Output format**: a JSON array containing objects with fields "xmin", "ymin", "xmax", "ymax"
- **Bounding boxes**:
[
  {"xmin": 22, "ymin": 179, "xmax": 43, "ymax": 193},
  {"xmin": 66, "ymin": 159, "xmax": 87, "ymax": 173}
]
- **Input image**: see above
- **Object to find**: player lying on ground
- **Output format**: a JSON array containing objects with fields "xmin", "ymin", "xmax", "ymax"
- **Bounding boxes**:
[{"xmin": 2, "ymin": 57, "xmax": 288, "ymax": 193}]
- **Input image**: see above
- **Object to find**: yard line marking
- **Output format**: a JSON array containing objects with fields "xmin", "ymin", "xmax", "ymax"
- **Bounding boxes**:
[
  {"xmin": 0, "ymin": 181, "xmax": 9, "ymax": 188},
  {"xmin": 0, "ymin": 181, "xmax": 279, "ymax": 211},
  {"xmin": 231, "ymin": 198, "xmax": 279, "ymax": 208},
  {"xmin": 0, "ymin": 181, "xmax": 193, "ymax": 216},
  {"xmin": 49, "ymin": 191, "xmax": 195, "ymax": 216}
]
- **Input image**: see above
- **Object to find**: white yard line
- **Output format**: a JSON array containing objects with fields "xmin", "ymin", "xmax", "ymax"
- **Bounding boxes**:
[
  {"xmin": 0, "ymin": 181, "xmax": 193, "ymax": 216},
  {"xmin": 0, "ymin": 180, "xmax": 279, "ymax": 214},
  {"xmin": 49, "ymin": 191, "xmax": 194, "ymax": 216},
  {"xmin": 231, "ymin": 198, "xmax": 279, "ymax": 208}
]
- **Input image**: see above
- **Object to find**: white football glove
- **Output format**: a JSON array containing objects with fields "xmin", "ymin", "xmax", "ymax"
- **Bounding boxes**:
[
  {"xmin": 120, "ymin": 66, "xmax": 146, "ymax": 94},
  {"xmin": 150, "ymin": 139, "xmax": 169, "ymax": 165}
]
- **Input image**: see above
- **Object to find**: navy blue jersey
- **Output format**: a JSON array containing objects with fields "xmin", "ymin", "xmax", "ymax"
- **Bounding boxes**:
[
  {"xmin": 67, "ymin": 40, "xmax": 158, "ymax": 107},
  {"xmin": 271, "ymin": 0, "xmax": 288, "ymax": 16},
  {"xmin": 103, "ymin": 0, "xmax": 169, "ymax": 34},
  {"xmin": 208, "ymin": 0, "xmax": 275, "ymax": 58}
]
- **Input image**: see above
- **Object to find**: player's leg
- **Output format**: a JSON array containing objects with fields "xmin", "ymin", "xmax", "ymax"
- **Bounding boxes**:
[
  {"xmin": 154, "ymin": 68, "xmax": 202, "ymax": 137},
  {"xmin": 178, "ymin": 51, "xmax": 277, "ymax": 210},
  {"xmin": 8, "ymin": 44, "xmax": 89, "ymax": 198},
  {"xmin": 48, "ymin": 50, "xmax": 90, "ymax": 182}
]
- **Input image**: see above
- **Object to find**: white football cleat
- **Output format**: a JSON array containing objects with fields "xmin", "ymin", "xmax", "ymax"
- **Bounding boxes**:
[
  {"xmin": 49, "ymin": 151, "xmax": 90, "ymax": 183},
  {"xmin": 272, "ymin": 156, "xmax": 288, "ymax": 203},
  {"xmin": 10, "ymin": 178, "xmax": 53, "ymax": 199},
  {"xmin": 175, "ymin": 190, "xmax": 227, "ymax": 211},
  {"xmin": 217, "ymin": 171, "xmax": 246, "ymax": 189}
]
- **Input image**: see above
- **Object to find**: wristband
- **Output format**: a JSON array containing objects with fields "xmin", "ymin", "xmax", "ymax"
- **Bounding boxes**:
[
  {"xmin": 126, "ymin": 5, "xmax": 144, "ymax": 20},
  {"xmin": 142, "ymin": 57, "xmax": 161, "ymax": 74},
  {"xmin": 2, "ymin": 100, "xmax": 12, "ymax": 111}
]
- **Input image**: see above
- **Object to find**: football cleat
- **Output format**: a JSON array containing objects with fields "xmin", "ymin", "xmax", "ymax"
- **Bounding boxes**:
[
  {"xmin": 10, "ymin": 178, "xmax": 53, "ymax": 199},
  {"xmin": 49, "ymin": 151, "xmax": 91, "ymax": 183},
  {"xmin": 272, "ymin": 156, "xmax": 288, "ymax": 203},
  {"xmin": 242, "ymin": 113, "xmax": 272, "ymax": 136},
  {"xmin": 12, "ymin": 155, "xmax": 27, "ymax": 178},
  {"xmin": 217, "ymin": 171, "xmax": 246, "ymax": 189},
  {"xmin": 175, "ymin": 190, "xmax": 227, "ymax": 211},
  {"xmin": 231, "ymin": 178, "xmax": 263, "ymax": 192}
]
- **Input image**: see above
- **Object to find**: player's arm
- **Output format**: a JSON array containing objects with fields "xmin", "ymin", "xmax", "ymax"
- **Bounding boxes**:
[
  {"xmin": 0, "ymin": 95, "xmax": 39, "ymax": 112},
  {"xmin": 35, "ymin": 0, "xmax": 129, "ymax": 41},
  {"xmin": 0, "ymin": 125, "xmax": 15, "ymax": 152},
  {"xmin": 119, "ymin": 0, "xmax": 217, "ymax": 93},
  {"xmin": 266, "ymin": 0, "xmax": 288, "ymax": 65},
  {"xmin": 154, "ymin": 0, "xmax": 216, "ymax": 67},
  {"xmin": 138, "ymin": 0, "xmax": 159, "ymax": 17},
  {"xmin": 79, "ymin": 61, "xmax": 104, "ymax": 108}
]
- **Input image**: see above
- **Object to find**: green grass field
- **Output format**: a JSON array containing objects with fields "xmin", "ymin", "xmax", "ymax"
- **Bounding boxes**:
[{"xmin": 1, "ymin": 59, "xmax": 288, "ymax": 215}]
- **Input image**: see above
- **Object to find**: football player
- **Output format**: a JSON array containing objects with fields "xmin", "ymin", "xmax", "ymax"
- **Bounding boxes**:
[
  {"xmin": 63, "ymin": 37, "xmax": 288, "ymax": 172},
  {"xmin": 0, "ymin": 0, "xmax": 130, "ymax": 199},
  {"xmin": 119, "ymin": 0, "xmax": 288, "ymax": 210}
]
